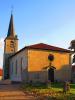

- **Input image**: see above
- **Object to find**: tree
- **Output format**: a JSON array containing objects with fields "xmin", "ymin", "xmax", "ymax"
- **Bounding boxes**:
[{"xmin": 73, "ymin": 55, "xmax": 75, "ymax": 63}]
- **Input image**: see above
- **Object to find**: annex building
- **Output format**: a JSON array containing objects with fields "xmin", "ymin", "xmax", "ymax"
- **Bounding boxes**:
[{"xmin": 3, "ymin": 14, "xmax": 73, "ymax": 83}]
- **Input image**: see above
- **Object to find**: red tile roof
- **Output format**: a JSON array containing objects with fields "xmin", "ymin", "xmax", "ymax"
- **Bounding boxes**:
[
  {"xmin": 26, "ymin": 43, "xmax": 71, "ymax": 52},
  {"xmin": 9, "ymin": 43, "xmax": 72, "ymax": 58},
  {"xmin": 0, "ymin": 69, "xmax": 3, "ymax": 76}
]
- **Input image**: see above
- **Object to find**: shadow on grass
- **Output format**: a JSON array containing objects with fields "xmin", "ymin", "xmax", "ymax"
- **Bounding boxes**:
[{"xmin": 21, "ymin": 82, "xmax": 75, "ymax": 100}]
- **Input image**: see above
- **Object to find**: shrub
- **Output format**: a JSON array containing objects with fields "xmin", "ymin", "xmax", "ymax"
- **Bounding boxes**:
[
  {"xmin": 47, "ymin": 80, "xmax": 51, "ymax": 88},
  {"xmin": 63, "ymin": 82, "xmax": 70, "ymax": 94}
]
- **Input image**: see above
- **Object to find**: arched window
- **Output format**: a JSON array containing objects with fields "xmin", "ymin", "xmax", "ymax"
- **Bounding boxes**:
[
  {"xmin": 21, "ymin": 58, "xmax": 23, "ymax": 74},
  {"xmin": 11, "ymin": 62, "xmax": 13, "ymax": 74},
  {"xmin": 15, "ymin": 60, "xmax": 17, "ymax": 75}
]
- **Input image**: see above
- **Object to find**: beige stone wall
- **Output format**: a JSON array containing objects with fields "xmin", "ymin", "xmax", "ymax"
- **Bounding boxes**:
[
  {"xmin": 28, "ymin": 71, "xmax": 48, "ymax": 83},
  {"xmin": 9, "ymin": 48, "xmax": 71, "ymax": 83},
  {"xmin": 5, "ymin": 39, "xmax": 18, "ymax": 53},
  {"xmin": 28, "ymin": 49, "xmax": 71, "ymax": 82}
]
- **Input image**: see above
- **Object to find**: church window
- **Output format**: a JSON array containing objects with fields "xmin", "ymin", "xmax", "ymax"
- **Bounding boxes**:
[
  {"xmin": 10, "ymin": 44, "xmax": 15, "ymax": 48},
  {"xmin": 21, "ymin": 58, "xmax": 23, "ymax": 74},
  {"xmin": 10, "ymin": 41, "xmax": 15, "ymax": 48},
  {"xmin": 10, "ymin": 41, "xmax": 14, "ymax": 45},
  {"xmin": 15, "ymin": 60, "xmax": 17, "ymax": 75},
  {"xmin": 10, "ymin": 41, "xmax": 14, "ymax": 43},
  {"xmin": 11, "ymin": 62, "xmax": 13, "ymax": 74},
  {"xmin": 11, "ymin": 49, "xmax": 14, "ymax": 52}
]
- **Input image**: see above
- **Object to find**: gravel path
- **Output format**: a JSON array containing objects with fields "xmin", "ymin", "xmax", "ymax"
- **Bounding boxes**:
[{"xmin": 0, "ymin": 80, "xmax": 36, "ymax": 100}]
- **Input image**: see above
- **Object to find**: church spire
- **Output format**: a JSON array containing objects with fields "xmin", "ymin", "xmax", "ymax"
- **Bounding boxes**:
[{"xmin": 7, "ymin": 13, "xmax": 15, "ymax": 38}]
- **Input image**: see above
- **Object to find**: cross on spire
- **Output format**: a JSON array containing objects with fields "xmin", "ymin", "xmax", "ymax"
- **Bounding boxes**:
[{"xmin": 11, "ymin": 5, "xmax": 14, "ymax": 14}]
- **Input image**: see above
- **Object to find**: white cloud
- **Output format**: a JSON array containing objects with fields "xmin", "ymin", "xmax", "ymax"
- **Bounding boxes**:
[
  {"xmin": 0, "ymin": 38, "xmax": 4, "ymax": 68},
  {"xmin": 0, "ymin": 38, "xmax": 4, "ymax": 50},
  {"xmin": 0, "ymin": 53, "xmax": 3, "ymax": 68}
]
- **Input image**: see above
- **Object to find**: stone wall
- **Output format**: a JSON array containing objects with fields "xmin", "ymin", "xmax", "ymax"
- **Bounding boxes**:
[
  {"xmin": 9, "ymin": 49, "xmax": 28, "ymax": 82},
  {"xmin": 28, "ymin": 49, "xmax": 71, "ymax": 82}
]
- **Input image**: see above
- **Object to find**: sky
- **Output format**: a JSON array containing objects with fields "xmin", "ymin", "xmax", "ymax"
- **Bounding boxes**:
[{"xmin": 0, "ymin": 0, "xmax": 75, "ymax": 68}]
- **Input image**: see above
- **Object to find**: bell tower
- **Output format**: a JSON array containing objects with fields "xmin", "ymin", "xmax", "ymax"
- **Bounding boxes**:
[{"xmin": 3, "ymin": 13, "xmax": 18, "ymax": 79}]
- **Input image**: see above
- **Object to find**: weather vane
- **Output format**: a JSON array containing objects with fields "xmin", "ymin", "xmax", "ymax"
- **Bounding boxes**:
[{"xmin": 11, "ymin": 5, "xmax": 14, "ymax": 14}]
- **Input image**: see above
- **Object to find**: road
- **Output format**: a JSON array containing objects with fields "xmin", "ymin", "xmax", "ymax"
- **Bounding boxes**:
[{"xmin": 0, "ymin": 80, "xmax": 36, "ymax": 100}]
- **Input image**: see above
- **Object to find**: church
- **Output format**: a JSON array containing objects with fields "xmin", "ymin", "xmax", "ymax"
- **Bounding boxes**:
[{"xmin": 3, "ymin": 14, "xmax": 73, "ymax": 83}]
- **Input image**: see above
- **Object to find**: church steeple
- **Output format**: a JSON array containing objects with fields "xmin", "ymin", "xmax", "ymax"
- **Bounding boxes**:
[
  {"xmin": 7, "ymin": 13, "xmax": 15, "ymax": 38},
  {"xmin": 3, "ymin": 13, "xmax": 18, "ymax": 79}
]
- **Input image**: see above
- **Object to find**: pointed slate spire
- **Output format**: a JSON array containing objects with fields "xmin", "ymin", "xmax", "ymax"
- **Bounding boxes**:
[{"xmin": 7, "ymin": 13, "xmax": 15, "ymax": 38}]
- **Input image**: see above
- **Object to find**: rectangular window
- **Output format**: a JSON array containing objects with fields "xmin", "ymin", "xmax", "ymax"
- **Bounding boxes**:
[
  {"xmin": 11, "ymin": 62, "xmax": 13, "ymax": 74},
  {"xmin": 15, "ymin": 60, "xmax": 17, "ymax": 75},
  {"xmin": 21, "ymin": 58, "xmax": 23, "ymax": 74}
]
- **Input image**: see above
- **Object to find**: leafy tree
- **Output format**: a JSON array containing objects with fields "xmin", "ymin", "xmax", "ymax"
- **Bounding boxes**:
[{"xmin": 73, "ymin": 55, "xmax": 75, "ymax": 63}]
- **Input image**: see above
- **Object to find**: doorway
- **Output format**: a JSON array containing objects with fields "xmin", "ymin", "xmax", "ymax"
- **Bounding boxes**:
[{"xmin": 48, "ymin": 67, "xmax": 54, "ymax": 82}]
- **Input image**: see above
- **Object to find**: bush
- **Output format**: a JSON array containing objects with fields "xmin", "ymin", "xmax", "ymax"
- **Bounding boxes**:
[
  {"xmin": 47, "ymin": 80, "xmax": 51, "ymax": 88},
  {"xmin": 63, "ymin": 82, "xmax": 70, "ymax": 93}
]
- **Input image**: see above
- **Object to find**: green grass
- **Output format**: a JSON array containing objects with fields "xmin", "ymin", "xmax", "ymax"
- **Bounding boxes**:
[{"xmin": 21, "ymin": 82, "xmax": 75, "ymax": 100}]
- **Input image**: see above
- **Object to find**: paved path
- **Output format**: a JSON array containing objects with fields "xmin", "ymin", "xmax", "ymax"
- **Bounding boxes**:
[{"xmin": 0, "ymin": 80, "xmax": 36, "ymax": 100}]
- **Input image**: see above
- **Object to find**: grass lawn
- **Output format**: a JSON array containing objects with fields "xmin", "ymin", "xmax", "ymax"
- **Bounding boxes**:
[{"xmin": 21, "ymin": 82, "xmax": 75, "ymax": 100}]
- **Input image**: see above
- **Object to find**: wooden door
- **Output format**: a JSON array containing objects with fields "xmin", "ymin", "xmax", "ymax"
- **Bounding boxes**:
[{"xmin": 48, "ymin": 68, "xmax": 54, "ymax": 82}]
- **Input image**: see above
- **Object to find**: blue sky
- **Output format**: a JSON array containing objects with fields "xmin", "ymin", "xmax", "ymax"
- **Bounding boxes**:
[{"xmin": 0, "ymin": 0, "xmax": 75, "ymax": 68}]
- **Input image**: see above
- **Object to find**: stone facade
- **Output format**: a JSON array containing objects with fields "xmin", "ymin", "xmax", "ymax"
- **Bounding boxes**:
[
  {"xmin": 9, "ymin": 46, "xmax": 72, "ymax": 83},
  {"xmin": 4, "ymin": 39, "xmax": 18, "ymax": 53},
  {"xmin": 28, "ymin": 49, "xmax": 71, "ymax": 82},
  {"xmin": 9, "ymin": 49, "xmax": 28, "ymax": 82}
]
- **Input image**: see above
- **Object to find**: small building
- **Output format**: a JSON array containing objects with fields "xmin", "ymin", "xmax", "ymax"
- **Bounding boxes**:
[
  {"xmin": 9, "ymin": 43, "xmax": 72, "ymax": 83},
  {"xmin": 0, "ymin": 69, "xmax": 3, "ymax": 80}
]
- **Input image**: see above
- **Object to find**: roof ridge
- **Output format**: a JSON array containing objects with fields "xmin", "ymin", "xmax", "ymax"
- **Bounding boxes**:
[
  {"xmin": 26, "ymin": 43, "xmax": 69, "ymax": 51},
  {"xmin": 9, "ymin": 43, "xmax": 72, "ymax": 59}
]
